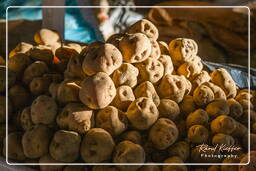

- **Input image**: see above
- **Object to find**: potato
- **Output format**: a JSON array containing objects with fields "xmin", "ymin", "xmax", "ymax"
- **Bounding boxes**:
[
  {"xmin": 202, "ymin": 82, "xmax": 226, "ymax": 100},
  {"xmin": 34, "ymin": 28, "xmax": 60, "ymax": 45},
  {"xmin": 31, "ymin": 95, "xmax": 57, "ymax": 125},
  {"xmin": 126, "ymin": 97, "xmax": 159, "ymax": 130},
  {"xmin": 93, "ymin": 165, "xmax": 118, "ymax": 171},
  {"xmin": 126, "ymin": 19, "xmax": 159, "ymax": 40},
  {"xmin": 22, "ymin": 125, "xmax": 52, "ymax": 158},
  {"xmin": 168, "ymin": 141, "xmax": 190, "ymax": 162},
  {"xmin": 96, "ymin": 106, "xmax": 127, "ymax": 136},
  {"xmin": 212, "ymin": 133, "xmax": 235, "ymax": 146},
  {"xmin": 49, "ymin": 82, "xmax": 59, "ymax": 100},
  {"xmin": 227, "ymin": 98, "xmax": 243, "ymax": 119},
  {"xmin": 210, "ymin": 68, "xmax": 237, "ymax": 98},
  {"xmin": 158, "ymin": 41, "xmax": 169, "ymax": 55},
  {"xmin": 8, "ymin": 53, "xmax": 31, "ymax": 74},
  {"xmin": 39, "ymin": 154, "xmax": 64, "ymax": 171},
  {"xmin": 3, "ymin": 132, "xmax": 26, "ymax": 161},
  {"xmin": 177, "ymin": 56, "xmax": 203, "ymax": 79},
  {"xmin": 120, "ymin": 130, "xmax": 142, "ymax": 145},
  {"xmin": 65, "ymin": 54, "xmax": 86, "ymax": 79},
  {"xmin": 82, "ymin": 43, "xmax": 122, "ymax": 75},
  {"xmin": 134, "ymin": 81, "xmax": 160, "ymax": 106},
  {"xmin": 112, "ymin": 63, "xmax": 139, "ymax": 88},
  {"xmin": 239, "ymin": 151, "xmax": 256, "ymax": 171},
  {"xmin": 57, "ymin": 80, "xmax": 80, "ymax": 104},
  {"xmin": 9, "ymin": 85, "xmax": 30, "ymax": 110},
  {"xmin": 175, "ymin": 119, "xmax": 187, "ymax": 140},
  {"xmin": 111, "ymin": 85, "xmax": 135, "ymax": 111},
  {"xmin": 80, "ymin": 128, "xmax": 115, "ymax": 163},
  {"xmin": 158, "ymin": 55, "xmax": 174, "ymax": 75},
  {"xmin": 23, "ymin": 61, "xmax": 49, "ymax": 84},
  {"xmin": 148, "ymin": 38, "xmax": 161, "ymax": 59},
  {"xmin": 168, "ymin": 38, "xmax": 198, "ymax": 66},
  {"xmin": 205, "ymin": 99, "xmax": 230, "ymax": 118},
  {"xmin": 106, "ymin": 33, "xmax": 126, "ymax": 48},
  {"xmin": 210, "ymin": 115, "xmax": 237, "ymax": 134},
  {"xmin": 113, "ymin": 140, "xmax": 145, "ymax": 171},
  {"xmin": 29, "ymin": 76, "xmax": 51, "ymax": 95},
  {"xmin": 243, "ymin": 133, "xmax": 256, "ymax": 150},
  {"xmin": 188, "ymin": 125, "xmax": 209, "ymax": 144},
  {"xmin": 193, "ymin": 84, "xmax": 214, "ymax": 106},
  {"xmin": 143, "ymin": 141, "xmax": 168, "ymax": 162},
  {"xmin": 221, "ymin": 157, "xmax": 240, "ymax": 171},
  {"xmin": 57, "ymin": 103, "xmax": 94, "ymax": 134},
  {"xmin": 28, "ymin": 45, "xmax": 54, "ymax": 63},
  {"xmin": 179, "ymin": 95, "xmax": 196, "ymax": 116},
  {"xmin": 20, "ymin": 107, "xmax": 33, "ymax": 131},
  {"xmin": 135, "ymin": 58, "xmax": 164, "ymax": 84},
  {"xmin": 119, "ymin": 33, "xmax": 151, "ymax": 63},
  {"xmin": 149, "ymin": 118, "xmax": 178, "ymax": 149},
  {"xmin": 231, "ymin": 121, "xmax": 248, "ymax": 138},
  {"xmin": 67, "ymin": 43, "xmax": 82, "ymax": 53},
  {"xmin": 49, "ymin": 130, "xmax": 81, "ymax": 162},
  {"xmin": 191, "ymin": 70, "xmax": 211, "ymax": 91},
  {"xmin": 163, "ymin": 156, "xmax": 188, "ymax": 171},
  {"xmin": 79, "ymin": 72, "xmax": 116, "ymax": 109},
  {"xmin": 240, "ymin": 110, "xmax": 256, "ymax": 125},
  {"xmin": 9, "ymin": 42, "xmax": 33, "ymax": 57},
  {"xmin": 158, "ymin": 99, "xmax": 180, "ymax": 121},
  {"xmin": 55, "ymin": 46, "xmax": 79, "ymax": 61},
  {"xmin": 186, "ymin": 109, "xmax": 209, "ymax": 128}
]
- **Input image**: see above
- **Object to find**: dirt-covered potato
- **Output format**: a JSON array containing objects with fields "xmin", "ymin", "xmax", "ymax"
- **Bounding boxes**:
[
  {"xmin": 65, "ymin": 54, "xmax": 86, "ymax": 79},
  {"xmin": 31, "ymin": 95, "xmax": 57, "ymax": 125},
  {"xmin": 188, "ymin": 125, "xmax": 209, "ymax": 144},
  {"xmin": 179, "ymin": 95, "xmax": 196, "ymax": 116},
  {"xmin": 149, "ymin": 118, "xmax": 178, "ymax": 149},
  {"xmin": 126, "ymin": 19, "xmax": 159, "ymax": 40},
  {"xmin": 55, "ymin": 46, "xmax": 79, "ymax": 61},
  {"xmin": 210, "ymin": 115, "xmax": 237, "ymax": 134},
  {"xmin": 227, "ymin": 98, "xmax": 243, "ymax": 119},
  {"xmin": 119, "ymin": 33, "xmax": 151, "ymax": 63},
  {"xmin": 149, "ymin": 38, "xmax": 161, "ymax": 59},
  {"xmin": 191, "ymin": 70, "xmax": 211, "ymax": 91},
  {"xmin": 29, "ymin": 76, "xmax": 51, "ymax": 95},
  {"xmin": 93, "ymin": 165, "xmax": 118, "ymax": 171},
  {"xmin": 9, "ymin": 42, "xmax": 33, "ymax": 57},
  {"xmin": 158, "ymin": 99, "xmax": 180, "ymax": 120},
  {"xmin": 134, "ymin": 81, "xmax": 160, "ymax": 106},
  {"xmin": 158, "ymin": 41, "xmax": 169, "ymax": 55},
  {"xmin": 96, "ymin": 106, "xmax": 127, "ymax": 136},
  {"xmin": 49, "ymin": 130, "xmax": 81, "ymax": 162},
  {"xmin": 135, "ymin": 58, "xmax": 164, "ymax": 84},
  {"xmin": 120, "ymin": 130, "xmax": 142, "ymax": 145},
  {"xmin": 22, "ymin": 61, "xmax": 49, "ymax": 84},
  {"xmin": 57, "ymin": 103, "xmax": 94, "ymax": 134},
  {"xmin": 34, "ymin": 28, "xmax": 60, "ymax": 45},
  {"xmin": 168, "ymin": 38, "xmax": 198, "ymax": 66},
  {"xmin": 202, "ymin": 82, "xmax": 227, "ymax": 100},
  {"xmin": 3, "ymin": 132, "xmax": 26, "ymax": 161},
  {"xmin": 57, "ymin": 80, "xmax": 80, "ymax": 104},
  {"xmin": 163, "ymin": 156, "xmax": 188, "ymax": 171},
  {"xmin": 9, "ymin": 85, "xmax": 30, "ymax": 110},
  {"xmin": 111, "ymin": 85, "xmax": 135, "ymax": 111},
  {"xmin": 106, "ymin": 33, "xmax": 126, "ymax": 48},
  {"xmin": 205, "ymin": 99, "xmax": 230, "ymax": 118},
  {"xmin": 168, "ymin": 141, "xmax": 190, "ymax": 162},
  {"xmin": 20, "ymin": 107, "xmax": 33, "ymax": 131},
  {"xmin": 81, "ymin": 128, "xmax": 115, "ymax": 163},
  {"xmin": 186, "ymin": 109, "xmax": 209, "ymax": 128},
  {"xmin": 113, "ymin": 140, "xmax": 145, "ymax": 171},
  {"xmin": 193, "ymin": 84, "xmax": 215, "ymax": 106},
  {"xmin": 158, "ymin": 55, "xmax": 174, "ymax": 76},
  {"xmin": 28, "ymin": 45, "xmax": 54, "ymax": 63},
  {"xmin": 210, "ymin": 68, "xmax": 237, "ymax": 98},
  {"xmin": 231, "ymin": 121, "xmax": 248, "ymax": 138},
  {"xmin": 177, "ymin": 56, "xmax": 203, "ymax": 79},
  {"xmin": 79, "ymin": 72, "xmax": 116, "ymax": 109},
  {"xmin": 126, "ymin": 97, "xmax": 159, "ymax": 130},
  {"xmin": 112, "ymin": 63, "xmax": 139, "ymax": 88},
  {"xmin": 22, "ymin": 125, "xmax": 52, "ymax": 158},
  {"xmin": 212, "ymin": 133, "xmax": 235, "ymax": 146},
  {"xmin": 39, "ymin": 154, "xmax": 64, "ymax": 171},
  {"xmin": 8, "ymin": 53, "xmax": 31, "ymax": 74},
  {"xmin": 82, "ymin": 43, "xmax": 122, "ymax": 75}
]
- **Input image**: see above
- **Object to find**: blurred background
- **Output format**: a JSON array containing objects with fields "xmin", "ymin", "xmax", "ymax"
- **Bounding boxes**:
[{"xmin": 0, "ymin": 0, "xmax": 255, "ymax": 68}]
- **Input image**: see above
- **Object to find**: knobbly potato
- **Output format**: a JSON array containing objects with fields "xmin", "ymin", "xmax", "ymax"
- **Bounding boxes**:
[
  {"xmin": 3, "ymin": 132, "xmax": 26, "ymax": 161},
  {"xmin": 113, "ymin": 140, "xmax": 145, "ymax": 171},
  {"xmin": 57, "ymin": 103, "xmax": 94, "ymax": 134},
  {"xmin": 205, "ymin": 99, "xmax": 230, "ymax": 118},
  {"xmin": 65, "ymin": 54, "xmax": 86, "ymax": 79},
  {"xmin": 31, "ymin": 95, "xmax": 57, "ymax": 125},
  {"xmin": 163, "ymin": 156, "xmax": 188, "ymax": 171},
  {"xmin": 119, "ymin": 33, "xmax": 151, "ymax": 63},
  {"xmin": 8, "ymin": 53, "xmax": 31, "ymax": 74},
  {"xmin": 148, "ymin": 38, "xmax": 161, "ymax": 59},
  {"xmin": 28, "ymin": 45, "xmax": 54, "ymax": 63},
  {"xmin": 169, "ymin": 38, "xmax": 198, "ymax": 66},
  {"xmin": 120, "ymin": 130, "xmax": 142, "ymax": 145},
  {"xmin": 210, "ymin": 68, "xmax": 237, "ymax": 98},
  {"xmin": 111, "ymin": 85, "xmax": 135, "ymax": 111},
  {"xmin": 134, "ymin": 81, "xmax": 160, "ymax": 106},
  {"xmin": 179, "ymin": 95, "xmax": 196, "ymax": 116},
  {"xmin": 177, "ymin": 56, "xmax": 203, "ymax": 79},
  {"xmin": 135, "ymin": 58, "xmax": 164, "ymax": 84},
  {"xmin": 126, "ymin": 97, "xmax": 159, "ymax": 130},
  {"xmin": 39, "ymin": 154, "xmax": 64, "ymax": 171},
  {"xmin": 20, "ymin": 107, "xmax": 33, "ymax": 131},
  {"xmin": 93, "ymin": 166, "xmax": 118, "ymax": 171},
  {"xmin": 57, "ymin": 80, "xmax": 80, "ymax": 104},
  {"xmin": 9, "ymin": 42, "xmax": 33, "ymax": 57},
  {"xmin": 158, "ymin": 54, "xmax": 174, "ymax": 76},
  {"xmin": 168, "ymin": 141, "xmax": 190, "ymax": 162},
  {"xmin": 82, "ymin": 43, "xmax": 122, "ymax": 75},
  {"xmin": 210, "ymin": 115, "xmax": 237, "ymax": 134},
  {"xmin": 112, "ymin": 63, "xmax": 139, "ymax": 88},
  {"xmin": 79, "ymin": 72, "xmax": 116, "ymax": 109},
  {"xmin": 81, "ymin": 128, "xmax": 115, "ymax": 163},
  {"xmin": 126, "ymin": 19, "xmax": 159, "ymax": 40},
  {"xmin": 50, "ymin": 130, "xmax": 81, "ymax": 162},
  {"xmin": 22, "ymin": 125, "xmax": 52, "ymax": 158},
  {"xmin": 188, "ymin": 125, "xmax": 209, "ymax": 144},
  {"xmin": 231, "ymin": 121, "xmax": 248, "ymax": 138},
  {"xmin": 23, "ymin": 61, "xmax": 49, "ymax": 84},
  {"xmin": 106, "ymin": 33, "xmax": 126, "ymax": 48},
  {"xmin": 34, "ymin": 28, "xmax": 60, "ymax": 45},
  {"xmin": 96, "ymin": 106, "xmax": 127, "ymax": 136},
  {"xmin": 55, "ymin": 46, "xmax": 79, "ymax": 61},
  {"xmin": 158, "ymin": 41, "xmax": 169, "ymax": 55},
  {"xmin": 227, "ymin": 98, "xmax": 243, "ymax": 119},
  {"xmin": 186, "ymin": 109, "xmax": 209, "ymax": 128},
  {"xmin": 202, "ymin": 82, "xmax": 227, "ymax": 100},
  {"xmin": 193, "ymin": 84, "xmax": 214, "ymax": 106},
  {"xmin": 191, "ymin": 70, "xmax": 211, "ymax": 91},
  {"xmin": 158, "ymin": 99, "xmax": 180, "ymax": 121},
  {"xmin": 29, "ymin": 76, "xmax": 51, "ymax": 95},
  {"xmin": 9, "ymin": 85, "xmax": 30, "ymax": 110},
  {"xmin": 212, "ymin": 133, "xmax": 235, "ymax": 146},
  {"xmin": 149, "ymin": 118, "xmax": 178, "ymax": 149}
]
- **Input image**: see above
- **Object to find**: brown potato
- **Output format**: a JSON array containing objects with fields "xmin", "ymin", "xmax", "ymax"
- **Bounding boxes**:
[
  {"xmin": 240, "ymin": 110, "xmax": 256, "ymax": 125},
  {"xmin": 202, "ymin": 82, "xmax": 227, "ymax": 100},
  {"xmin": 149, "ymin": 118, "xmax": 178, "ymax": 150},
  {"xmin": 188, "ymin": 125, "xmax": 209, "ymax": 144},
  {"xmin": 49, "ymin": 130, "xmax": 81, "ymax": 162},
  {"xmin": 23, "ymin": 61, "xmax": 49, "ymax": 84},
  {"xmin": 193, "ymin": 84, "xmax": 215, "ymax": 106},
  {"xmin": 191, "ymin": 70, "xmax": 211, "ymax": 91},
  {"xmin": 120, "ymin": 130, "xmax": 142, "ymax": 145},
  {"xmin": 65, "ymin": 54, "xmax": 86, "ymax": 79},
  {"xmin": 177, "ymin": 56, "xmax": 203, "ymax": 79},
  {"xmin": 20, "ymin": 107, "xmax": 33, "ymax": 131},
  {"xmin": 158, "ymin": 99, "xmax": 180, "ymax": 121},
  {"xmin": 34, "ymin": 29, "xmax": 60, "ymax": 45},
  {"xmin": 28, "ymin": 45, "xmax": 54, "ymax": 63},
  {"xmin": 55, "ymin": 46, "xmax": 79, "ymax": 61},
  {"xmin": 239, "ymin": 151, "xmax": 256, "ymax": 171},
  {"xmin": 67, "ymin": 43, "xmax": 82, "ymax": 53},
  {"xmin": 80, "ymin": 128, "xmax": 115, "ymax": 163},
  {"xmin": 79, "ymin": 72, "xmax": 116, "ymax": 109},
  {"xmin": 168, "ymin": 141, "xmax": 190, "ymax": 162},
  {"xmin": 9, "ymin": 42, "xmax": 33, "ymax": 57},
  {"xmin": 9, "ymin": 85, "xmax": 30, "ymax": 110},
  {"xmin": 39, "ymin": 154, "xmax": 64, "ymax": 171},
  {"xmin": 8, "ymin": 53, "xmax": 31, "ymax": 74},
  {"xmin": 210, "ymin": 115, "xmax": 237, "ymax": 134},
  {"xmin": 221, "ymin": 157, "xmax": 240, "ymax": 171},
  {"xmin": 158, "ymin": 54, "xmax": 174, "ymax": 76},
  {"xmin": 57, "ymin": 80, "xmax": 80, "ymax": 104},
  {"xmin": 243, "ymin": 133, "xmax": 256, "ymax": 150},
  {"xmin": 227, "ymin": 98, "xmax": 243, "ymax": 119},
  {"xmin": 126, "ymin": 97, "xmax": 159, "ymax": 130},
  {"xmin": 49, "ymin": 82, "xmax": 59, "ymax": 100},
  {"xmin": 158, "ymin": 41, "xmax": 170, "ymax": 55},
  {"xmin": 186, "ymin": 109, "xmax": 209, "ymax": 128},
  {"xmin": 212, "ymin": 133, "xmax": 235, "ymax": 146},
  {"xmin": 148, "ymin": 38, "xmax": 161, "ymax": 59},
  {"xmin": 29, "ymin": 76, "xmax": 51, "ymax": 95},
  {"xmin": 163, "ymin": 156, "xmax": 188, "ymax": 171},
  {"xmin": 231, "ymin": 121, "xmax": 248, "ymax": 138},
  {"xmin": 179, "ymin": 95, "xmax": 196, "ymax": 116},
  {"xmin": 106, "ymin": 33, "xmax": 126, "ymax": 48},
  {"xmin": 205, "ymin": 99, "xmax": 230, "ymax": 118}
]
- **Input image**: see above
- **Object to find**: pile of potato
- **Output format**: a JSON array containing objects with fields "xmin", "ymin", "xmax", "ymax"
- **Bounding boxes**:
[{"xmin": 1, "ymin": 19, "xmax": 256, "ymax": 171}]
